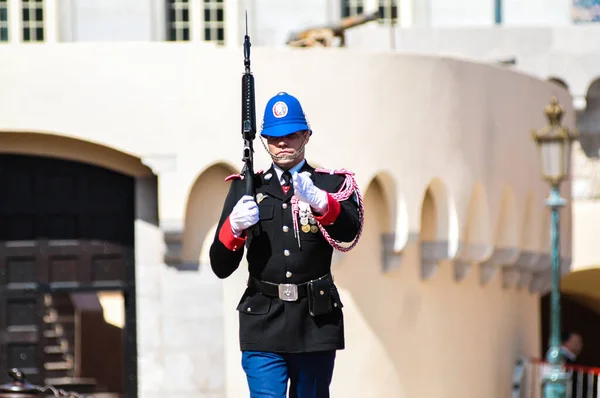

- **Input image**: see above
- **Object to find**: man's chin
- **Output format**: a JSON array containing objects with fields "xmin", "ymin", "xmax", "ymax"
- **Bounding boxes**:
[{"xmin": 274, "ymin": 156, "xmax": 298, "ymax": 169}]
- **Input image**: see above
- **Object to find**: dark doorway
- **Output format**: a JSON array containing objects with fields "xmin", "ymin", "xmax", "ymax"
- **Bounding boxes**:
[
  {"xmin": 0, "ymin": 154, "xmax": 137, "ymax": 397},
  {"xmin": 540, "ymin": 292, "xmax": 600, "ymax": 367}
]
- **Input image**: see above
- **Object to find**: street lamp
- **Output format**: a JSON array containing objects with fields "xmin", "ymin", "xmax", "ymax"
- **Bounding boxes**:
[{"xmin": 531, "ymin": 96, "xmax": 579, "ymax": 398}]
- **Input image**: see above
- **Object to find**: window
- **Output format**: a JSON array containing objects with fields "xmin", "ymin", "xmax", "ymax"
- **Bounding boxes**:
[
  {"xmin": 203, "ymin": 0, "xmax": 225, "ymax": 45},
  {"xmin": 167, "ymin": 0, "xmax": 190, "ymax": 41},
  {"xmin": 0, "ymin": 0, "xmax": 7, "ymax": 42},
  {"xmin": 378, "ymin": 0, "xmax": 398, "ymax": 24},
  {"xmin": 573, "ymin": 0, "xmax": 600, "ymax": 23},
  {"xmin": 22, "ymin": 0, "xmax": 44, "ymax": 42},
  {"xmin": 341, "ymin": 0, "xmax": 364, "ymax": 18}
]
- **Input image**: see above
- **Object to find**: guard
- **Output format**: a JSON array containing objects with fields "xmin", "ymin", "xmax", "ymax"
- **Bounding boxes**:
[{"xmin": 209, "ymin": 92, "xmax": 364, "ymax": 397}]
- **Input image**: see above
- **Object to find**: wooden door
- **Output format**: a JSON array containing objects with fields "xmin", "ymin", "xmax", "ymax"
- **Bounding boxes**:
[{"xmin": 0, "ymin": 154, "xmax": 136, "ymax": 394}]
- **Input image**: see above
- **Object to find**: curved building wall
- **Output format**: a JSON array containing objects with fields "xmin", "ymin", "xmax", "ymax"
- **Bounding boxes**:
[{"xmin": 0, "ymin": 44, "xmax": 573, "ymax": 397}]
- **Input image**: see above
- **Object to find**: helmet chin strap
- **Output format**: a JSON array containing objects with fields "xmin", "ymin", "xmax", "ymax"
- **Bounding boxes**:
[{"xmin": 260, "ymin": 135, "xmax": 310, "ymax": 163}]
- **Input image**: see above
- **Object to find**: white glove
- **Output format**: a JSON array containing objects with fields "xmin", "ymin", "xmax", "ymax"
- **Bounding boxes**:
[
  {"xmin": 229, "ymin": 195, "xmax": 259, "ymax": 236},
  {"xmin": 292, "ymin": 172, "xmax": 328, "ymax": 214}
]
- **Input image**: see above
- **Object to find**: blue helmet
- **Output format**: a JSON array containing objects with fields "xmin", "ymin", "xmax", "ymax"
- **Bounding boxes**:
[{"xmin": 260, "ymin": 92, "xmax": 311, "ymax": 138}]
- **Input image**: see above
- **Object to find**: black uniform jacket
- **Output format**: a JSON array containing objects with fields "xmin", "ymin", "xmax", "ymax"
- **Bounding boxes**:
[{"xmin": 209, "ymin": 161, "xmax": 361, "ymax": 353}]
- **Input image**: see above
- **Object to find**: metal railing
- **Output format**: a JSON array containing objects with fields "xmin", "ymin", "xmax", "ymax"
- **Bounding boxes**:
[{"xmin": 514, "ymin": 357, "xmax": 600, "ymax": 398}]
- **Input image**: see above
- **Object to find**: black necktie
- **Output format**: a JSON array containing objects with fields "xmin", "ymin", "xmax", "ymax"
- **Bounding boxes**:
[
  {"xmin": 282, "ymin": 171, "xmax": 292, "ymax": 186},
  {"xmin": 281, "ymin": 171, "xmax": 292, "ymax": 194}
]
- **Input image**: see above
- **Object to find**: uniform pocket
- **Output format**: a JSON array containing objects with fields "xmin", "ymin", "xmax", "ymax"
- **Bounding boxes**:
[
  {"xmin": 236, "ymin": 293, "xmax": 272, "ymax": 344},
  {"xmin": 258, "ymin": 204, "xmax": 274, "ymax": 220},
  {"xmin": 330, "ymin": 286, "xmax": 344, "ymax": 310},
  {"xmin": 311, "ymin": 286, "xmax": 344, "ymax": 344}
]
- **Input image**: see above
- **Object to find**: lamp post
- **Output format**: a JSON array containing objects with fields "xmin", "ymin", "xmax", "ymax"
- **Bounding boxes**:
[{"xmin": 531, "ymin": 96, "xmax": 579, "ymax": 398}]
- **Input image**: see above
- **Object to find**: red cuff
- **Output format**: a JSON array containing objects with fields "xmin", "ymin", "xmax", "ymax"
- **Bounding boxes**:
[
  {"xmin": 218, "ymin": 216, "xmax": 247, "ymax": 251},
  {"xmin": 313, "ymin": 193, "xmax": 341, "ymax": 226}
]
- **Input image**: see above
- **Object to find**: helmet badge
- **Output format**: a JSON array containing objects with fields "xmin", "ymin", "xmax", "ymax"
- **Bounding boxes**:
[{"xmin": 272, "ymin": 101, "xmax": 288, "ymax": 118}]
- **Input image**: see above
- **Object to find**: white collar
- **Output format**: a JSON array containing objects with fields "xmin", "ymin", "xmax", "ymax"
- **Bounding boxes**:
[
  {"xmin": 272, "ymin": 159, "xmax": 306, "ymax": 183},
  {"xmin": 561, "ymin": 346, "xmax": 577, "ymax": 361}
]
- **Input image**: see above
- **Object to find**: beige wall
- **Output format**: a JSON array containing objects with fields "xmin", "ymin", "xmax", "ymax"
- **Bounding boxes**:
[{"xmin": 0, "ymin": 43, "xmax": 573, "ymax": 397}]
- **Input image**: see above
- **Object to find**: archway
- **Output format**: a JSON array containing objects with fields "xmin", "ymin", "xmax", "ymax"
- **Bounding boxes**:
[
  {"xmin": 0, "ymin": 131, "xmax": 155, "ymax": 397},
  {"xmin": 182, "ymin": 162, "xmax": 238, "ymax": 268},
  {"xmin": 455, "ymin": 183, "xmax": 492, "ymax": 281},
  {"xmin": 576, "ymin": 77, "xmax": 600, "ymax": 158},
  {"xmin": 367, "ymin": 171, "xmax": 406, "ymax": 271},
  {"xmin": 418, "ymin": 178, "xmax": 458, "ymax": 280},
  {"xmin": 480, "ymin": 185, "xmax": 519, "ymax": 285},
  {"xmin": 547, "ymin": 76, "xmax": 569, "ymax": 91},
  {"xmin": 540, "ymin": 267, "xmax": 600, "ymax": 368}
]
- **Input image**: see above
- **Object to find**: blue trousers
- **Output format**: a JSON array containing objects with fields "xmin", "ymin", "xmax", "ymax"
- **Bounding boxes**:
[{"xmin": 241, "ymin": 350, "xmax": 336, "ymax": 398}]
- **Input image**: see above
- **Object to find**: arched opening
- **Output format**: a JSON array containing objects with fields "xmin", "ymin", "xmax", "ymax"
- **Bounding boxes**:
[
  {"xmin": 529, "ymin": 209, "xmax": 552, "ymax": 293},
  {"xmin": 334, "ymin": 175, "xmax": 391, "ymax": 278},
  {"xmin": 366, "ymin": 177, "xmax": 397, "ymax": 271},
  {"xmin": 0, "ymin": 132, "xmax": 155, "ymax": 397},
  {"xmin": 419, "ymin": 178, "xmax": 457, "ymax": 280},
  {"xmin": 496, "ymin": 186, "xmax": 519, "ymax": 249},
  {"xmin": 421, "ymin": 188, "xmax": 437, "ymax": 242},
  {"xmin": 541, "ymin": 268, "xmax": 600, "ymax": 370},
  {"xmin": 183, "ymin": 162, "xmax": 238, "ymax": 267},
  {"xmin": 576, "ymin": 78, "xmax": 600, "ymax": 158},
  {"xmin": 547, "ymin": 76, "xmax": 569, "ymax": 90},
  {"xmin": 455, "ymin": 183, "xmax": 492, "ymax": 281},
  {"xmin": 480, "ymin": 185, "xmax": 519, "ymax": 285},
  {"xmin": 521, "ymin": 192, "xmax": 540, "ymax": 253},
  {"xmin": 369, "ymin": 171, "xmax": 408, "ymax": 269},
  {"xmin": 461, "ymin": 183, "xmax": 493, "ymax": 261},
  {"xmin": 0, "ymin": 131, "xmax": 153, "ymax": 177}
]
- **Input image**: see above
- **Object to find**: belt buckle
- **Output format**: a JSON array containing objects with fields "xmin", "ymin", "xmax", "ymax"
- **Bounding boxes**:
[{"xmin": 278, "ymin": 284, "xmax": 298, "ymax": 301}]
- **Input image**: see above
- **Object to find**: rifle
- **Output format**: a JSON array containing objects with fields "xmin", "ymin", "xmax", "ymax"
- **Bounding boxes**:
[
  {"xmin": 241, "ymin": 11, "xmax": 257, "ymax": 198},
  {"xmin": 240, "ymin": 11, "xmax": 261, "ymax": 237}
]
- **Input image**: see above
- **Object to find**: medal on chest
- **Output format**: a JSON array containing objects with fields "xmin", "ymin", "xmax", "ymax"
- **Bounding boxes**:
[{"xmin": 291, "ymin": 198, "xmax": 320, "ymax": 248}]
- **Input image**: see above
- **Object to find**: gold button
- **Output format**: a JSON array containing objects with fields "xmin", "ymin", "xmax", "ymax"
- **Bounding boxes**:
[
  {"xmin": 283, "ymin": 226, "xmax": 289, "ymax": 232},
  {"xmin": 282, "ymin": 203, "xmax": 288, "ymax": 209},
  {"xmin": 284, "ymin": 250, "xmax": 290, "ymax": 256},
  {"xmin": 286, "ymin": 271, "xmax": 292, "ymax": 278}
]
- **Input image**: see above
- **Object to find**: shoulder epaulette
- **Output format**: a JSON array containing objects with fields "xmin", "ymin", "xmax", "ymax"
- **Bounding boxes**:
[
  {"xmin": 224, "ymin": 173, "xmax": 242, "ymax": 181},
  {"xmin": 224, "ymin": 169, "xmax": 264, "ymax": 182},
  {"xmin": 314, "ymin": 168, "xmax": 355, "ymax": 176}
]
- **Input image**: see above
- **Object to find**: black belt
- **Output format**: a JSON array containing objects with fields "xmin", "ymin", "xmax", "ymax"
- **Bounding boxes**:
[{"xmin": 248, "ymin": 273, "xmax": 333, "ymax": 302}]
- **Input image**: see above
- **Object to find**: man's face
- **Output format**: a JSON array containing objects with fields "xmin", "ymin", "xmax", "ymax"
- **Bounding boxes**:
[
  {"xmin": 570, "ymin": 334, "xmax": 584, "ymax": 356},
  {"xmin": 265, "ymin": 130, "xmax": 309, "ymax": 169}
]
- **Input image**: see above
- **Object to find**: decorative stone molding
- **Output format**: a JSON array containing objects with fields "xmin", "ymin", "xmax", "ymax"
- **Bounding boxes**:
[
  {"xmin": 517, "ymin": 270, "xmax": 533, "ymax": 291},
  {"xmin": 529, "ymin": 270, "xmax": 551, "ymax": 294},
  {"xmin": 502, "ymin": 266, "xmax": 522, "ymax": 289},
  {"xmin": 162, "ymin": 221, "xmax": 185, "ymax": 268},
  {"xmin": 527, "ymin": 256, "xmax": 570, "ymax": 294},
  {"xmin": 420, "ymin": 240, "xmax": 450, "ymax": 280},
  {"xmin": 453, "ymin": 243, "xmax": 494, "ymax": 282},
  {"xmin": 381, "ymin": 233, "xmax": 403, "ymax": 272},
  {"xmin": 561, "ymin": 256, "xmax": 572, "ymax": 275},
  {"xmin": 479, "ymin": 247, "xmax": 519, "ymax": 285},
  {"xmin": 513, "ymin": 251, "xmax": 541, "ymax": 270}
]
